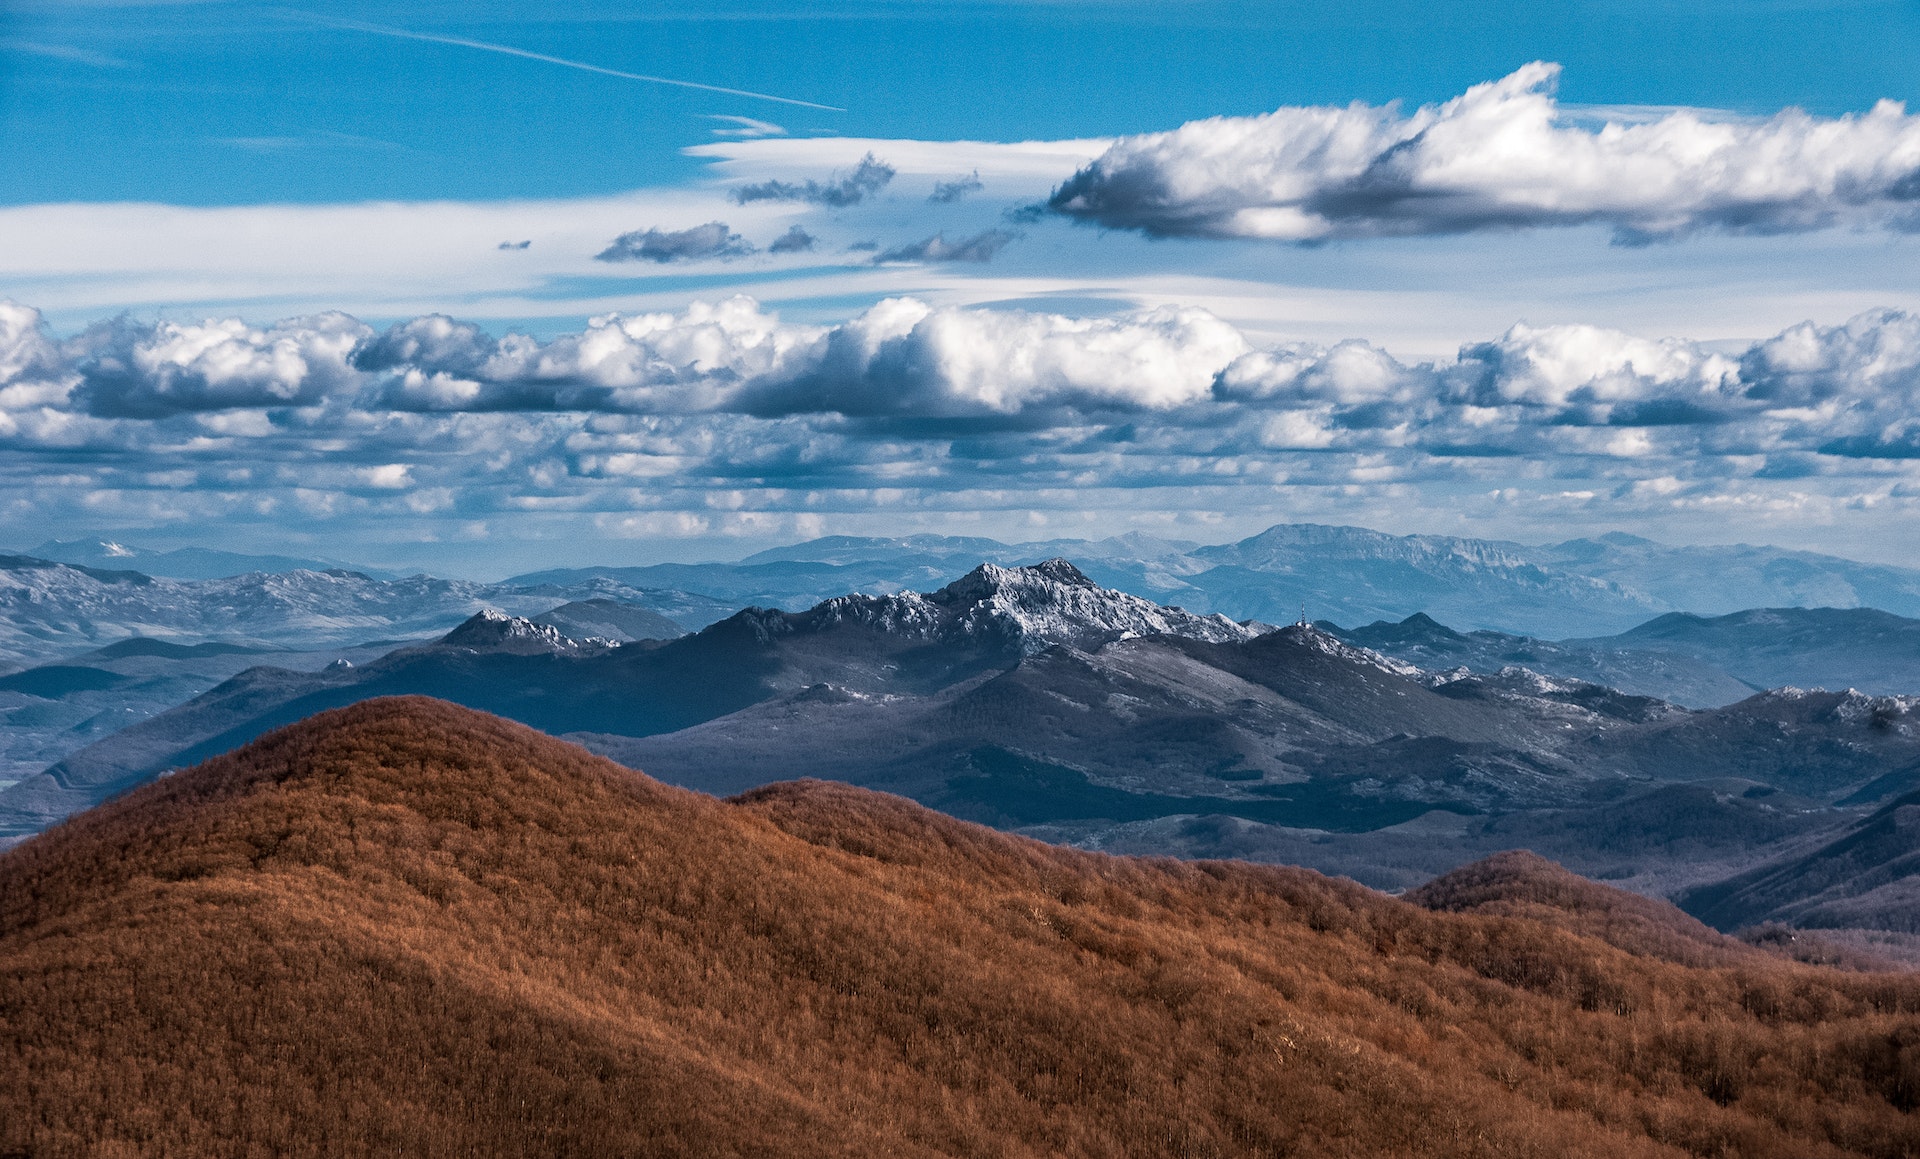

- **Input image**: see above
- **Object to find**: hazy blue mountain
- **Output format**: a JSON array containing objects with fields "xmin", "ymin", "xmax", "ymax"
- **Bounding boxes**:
[
  {"xmin": 1180, "ymin": 524, "xmax": 1660, "ymax": 636},
  {"xmin": 507, "ymin": 523, "xmax": 1920, "ymax": 639},
  {"xmin": 0, "ymin": 554, "xmax": 739, "ymax": 666},
  {"xmin": 1338, "ymin": 607, "xmax": 1920, "ymax": 706},
  {"xmin": 27, "ymin": 538, "xmax": 405, "ymax": 581},
  {"xmin": 532, "ymin": 599, "xmax": 688, "ymax": 641},
  {"xmin": 1571, "ymin": 607, "xmax": 1920, "ymax": 697},
  {"xmin": 1530, "ymin": 533, "xmax": 1920, "ymax": 622},
  {"xmin": 1334, "ymin": 613, "xmax": 1754, "ymax": 707},
  {"xmin": 0, "ymin": 636, "xmax": 400, "ymax": 791}
]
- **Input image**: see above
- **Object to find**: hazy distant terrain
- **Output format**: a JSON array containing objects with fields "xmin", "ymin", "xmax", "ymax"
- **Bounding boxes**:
[
  {"xmin": 510, "ymin": 525, "xmax": 1920, "ymax": 639},
  {"xmin": 1339, "ymin": 607, "xmax": 1920, "ymax": 706}
]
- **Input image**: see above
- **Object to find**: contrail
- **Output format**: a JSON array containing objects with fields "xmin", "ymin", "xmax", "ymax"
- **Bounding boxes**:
[{"xmin": 310, "ymin": 17, "xmax": 845, "ymax": 112}]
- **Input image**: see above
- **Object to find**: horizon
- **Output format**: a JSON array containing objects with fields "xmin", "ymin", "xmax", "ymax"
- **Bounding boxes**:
[{"xmin": 10, "ymin": 517, "xmax": 1918, "ymax": 587}]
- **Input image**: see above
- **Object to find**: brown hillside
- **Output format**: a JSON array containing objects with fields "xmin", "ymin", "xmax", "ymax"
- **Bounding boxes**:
[
  {"xmin": 1406, "ymin": 849, "xmax": 1765, "ymax": 969},
  {"xmin": 5, "ymin": 697, "xmax": 1920, "ymax": 1158}
]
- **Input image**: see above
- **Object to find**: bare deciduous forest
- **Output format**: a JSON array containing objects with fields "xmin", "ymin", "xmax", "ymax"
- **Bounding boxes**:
[{"xmin": 3, "ymin": 696, "xmax": 1920, "ymax": 1157}]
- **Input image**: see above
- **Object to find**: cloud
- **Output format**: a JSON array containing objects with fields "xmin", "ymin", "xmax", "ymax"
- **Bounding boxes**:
[
  {"xmin": 930, "ymin": 172, "xmax": 984, "ymax": 203},
  {"xmin": 874, "ymin": 229, "xmax": 1017, "ymax": 263},
  {"xmin": 595, "ymin": 222, "xmax": 754, "ymax": 263},
  {"xmin": 17, "ymin": 297, "xmax": 1920, "ymax": 445},
  {"xmin": 743, "ymin": 300, "xmax": 1249, "ymax": 417},
  {"xmin": 0, "ymin": 302, "xmax": 71, "ymax": 392},
  {"xmin": 70, "ymin": 312, "xmax": 370, "ymax": 417},
  {"xmin": 13, "ymin": 298, "xmax": 1920, "ymax": 562},
  {"xmin": 732, "ymin": 153, "xmax": 895, "ymax": 207},
  {"xmin": 497, "ymin": 240, "xmax": 531, "ymax": 250},
  {"xmin": 768, "ymin": 225, "xmax": 817, "ymax": 254},
  {"xmin": 313, "ymin": 18, "xmax": 843, "ymax": 111},
  {"xmin": 708, "ymin": 115, "xmax": 786, "ymax": 139},
  {"xmin": 0, "ymin": 39, "xmax": 132, "ymax": 69},
  {"xmin": 367, "ymin": 296, "xmax": 823, "ymax": 413},
  {"xmin": 1048, "ymin": 63, "xmax": 1920, "ymax": 243}
]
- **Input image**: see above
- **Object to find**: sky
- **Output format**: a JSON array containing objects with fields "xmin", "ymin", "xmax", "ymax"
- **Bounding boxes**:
[{"xmin": 4, "ymin": 0, "xmax": 1920, "ymax": 578}]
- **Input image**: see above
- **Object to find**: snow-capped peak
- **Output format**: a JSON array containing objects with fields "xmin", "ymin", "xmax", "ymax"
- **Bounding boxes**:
[
  {"xmin": 935, "ymin": 560, "xmax": 1263, "ymax": 653},
  {"xmin": 780, "ymin": 560, "xmax": 1264, "ymax": 655},
  {"xmin": 438, "ymin": 608, "xmax": 608, "ymax": 655}
]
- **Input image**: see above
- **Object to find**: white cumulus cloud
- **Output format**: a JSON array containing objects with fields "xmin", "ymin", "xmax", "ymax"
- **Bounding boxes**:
[
  {"xmin": 1048, "ymin": 63, "xmax": 1920, "ymax": 242},
  {"xmin": 71, "ymin": 312, "xmax": 369, "ymax": 417}
]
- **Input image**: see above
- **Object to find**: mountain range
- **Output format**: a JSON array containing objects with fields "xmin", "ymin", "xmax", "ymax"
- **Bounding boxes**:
[
  {"xmin": 1337, "ymin": 606, "xmax": 1920, "ymax": 707},
  {"xmin": 5, "ymin": 696, "xmax": 1918, "ymax": 1157},
  {"xmin": 24, "ymin": 537, "xmax": 407, "ymax": 581},
  {"xmin": 7, "ymin": 560, "xmax": 1919, "ymax": 911},
  {"xmin": 9, "ymin": 522, "xmax": 1920, "ymax": 693},
  {"xmin": 0, "ymin": 553, "xmax": 733, "ymax": 667},
  {"xmin": 508, "ymin": 524, "xmax": 1920, "ymax": 639}
]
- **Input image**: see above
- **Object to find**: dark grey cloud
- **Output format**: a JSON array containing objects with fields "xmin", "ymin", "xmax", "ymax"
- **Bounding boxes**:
[
  {"xmin": 874, "ymin": 229, "xmax": 1017, "ymax": 263},
  {"xmin": 595, "ymin": 222, "xmax": 754, "ymax": 263},
  {"xmin": 732, "ymin": 153, "xmax": 895, "ymax": 207},
  {"xmin": 768, "ymin": 225, "xmax": 816, "ymax": 254},
  {"xmin": 497, "ymin": 240, "xmax": 531, "ymax": 250},
  {"xmin": 929, "ymin": 172, "xmax": 984, "ymax": 203}
]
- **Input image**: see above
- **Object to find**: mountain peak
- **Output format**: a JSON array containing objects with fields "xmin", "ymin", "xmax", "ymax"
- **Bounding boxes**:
[
  {"xmin": 786, "ymin": 560, "xmax": 1262, "ymax": 655},
  {"xmin": 944, "ymin": 558, "xmax": 1098, "ymax": 596},
  {"xmin": 438, "ymin": 609, "xmax": 602, "ymax": 655},
  {"xmin": 928, "ymin": 559, "xmax": 1257, "ymax": 653}
]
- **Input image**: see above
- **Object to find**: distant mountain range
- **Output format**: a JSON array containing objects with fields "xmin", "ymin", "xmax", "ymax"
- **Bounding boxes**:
[
  {"xmin": 10, "ymin": 521, "xmax": 1920, "ymax": 677},
  {"xmin": 11, "ymin": 697, "xmax": 1913, "ymax": 1156},
  {"xmin": 8, "ymin": 561, "xmax": 1918, "ymax": 912},
  {"xmin": 0, "ymin": 553, "xmax": 734, "ymax": 667},
  {"xmin": 506, "ymin": 523, "xmax": 1920, "ymax": 639},
  {"xmin": 1337, "ymin": 606, "xmax": 1920, "ymax": 706},
  {"xmin": 24, "ymin": 538, "xmax": 407, "ymax": 581}
]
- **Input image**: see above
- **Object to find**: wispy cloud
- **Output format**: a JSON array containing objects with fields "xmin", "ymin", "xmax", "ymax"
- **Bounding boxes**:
[
  {"xmin": 0, "ymin": 38, "xmax": 131, "ymax": 68},
  {"xmin": 707, "ymin": 115, "xmax": 787, "ymax": 139},
  {"xmin": 874, "ymin": 230, "xmax": 1017, "ymax": 263},
  {"xmin": 305, "ymin": 17, "xmax": 845, "ymax": 112}
]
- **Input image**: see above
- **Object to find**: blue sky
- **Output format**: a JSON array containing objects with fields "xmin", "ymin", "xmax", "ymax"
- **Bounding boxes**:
[{"xmin": 4, "ymin": 0, "xmax": 1920, "ymax": 577}]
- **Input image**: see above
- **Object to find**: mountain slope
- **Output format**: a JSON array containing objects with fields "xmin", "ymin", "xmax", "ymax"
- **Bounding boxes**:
[
  {"xmin": 1681, "ymin": 788, "xmax": 1920, "ymax": 932},
  {"xmin": 531, "ymin": 598, "xmax": 686, "ymax": 641},
  {"xmin": 1574, "ymin": 607, "xmax": 1920, "ymax": 698},
  {"xmin": 5, "ymin": 697, "xmax": 1920, "ymax": 1157},
  {"xmin": 1336, "ymin": 613, "xmax": 1760, "ymax": 707}
]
